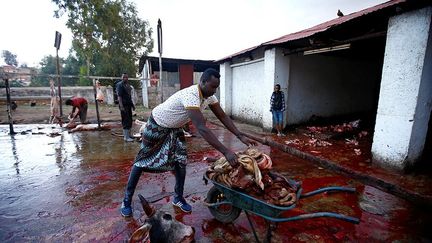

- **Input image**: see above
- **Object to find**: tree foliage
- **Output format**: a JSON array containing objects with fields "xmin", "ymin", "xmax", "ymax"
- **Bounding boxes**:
[
  {"xmin": 52, "ymin": 0, "xmax": 153, "ymax": 87},
  {"xmin": 63, "ymin": 53, "xmax": 84, "ymax": 86},
  {"xmin": 31, "ymin": 55, "xmax": 62, "ymax": 86},
  {"xmin": 31, "ymin": 54, "xmax": 83, "ymax": 86},
  {"xmin": 2, "ymin": 50, "xmax": 18, "ymax": 67}
]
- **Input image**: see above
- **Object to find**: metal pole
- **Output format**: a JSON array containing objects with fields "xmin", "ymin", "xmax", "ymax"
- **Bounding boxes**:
[
  {"xmin": 244, "ymin": 211, "xmax": 260, "ymax": 243},
  {"xmin": 93, "ymin": 79, "xmax": 101, "ymax": 129},
  {"xmin": 157, "ymin": 18, "xmax": 163, "ymax": 103},
  {"xmin": 4, "ymin": 78, "xmax": 15, "ymax": 135},
  {"xmin": 56, "ymin": 48, "xmax": 63, "ymax": 116},
  {"xmin": 159, "ymin": 55, "xmax": 163, "ymax": 103}
]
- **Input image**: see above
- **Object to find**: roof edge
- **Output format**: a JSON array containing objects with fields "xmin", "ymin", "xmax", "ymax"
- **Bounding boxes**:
[{"xmin": 216, "ymin": 0, "xmax": 408, "ymax": 63}]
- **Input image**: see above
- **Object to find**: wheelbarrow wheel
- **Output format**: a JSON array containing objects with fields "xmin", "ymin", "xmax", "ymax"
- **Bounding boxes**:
[{"xmin": 207, "ymin": 186, "xmax": 241, "ymax": 223}]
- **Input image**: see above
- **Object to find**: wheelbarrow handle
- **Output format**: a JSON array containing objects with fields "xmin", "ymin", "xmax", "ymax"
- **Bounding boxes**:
[{"xmin": 300, "ymin": 186, "xmax": 356, "ymax": 198}]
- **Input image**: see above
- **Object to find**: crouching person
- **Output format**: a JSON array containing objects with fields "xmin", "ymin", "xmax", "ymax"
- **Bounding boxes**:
[
  {"xmin": 65, "ymin": 97, "xmax": 88, "ymax": 124},
  {"xmin": 120, "ymin": 68, "xmax": 257, "ymax": 217}
]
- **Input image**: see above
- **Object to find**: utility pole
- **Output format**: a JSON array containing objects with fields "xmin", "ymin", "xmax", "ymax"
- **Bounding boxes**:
[
  {"xmin": 54, "ymin": 31, "xmax": 63, "ymax": 116},
  {"xmin": 93, "ymin": 79, "xmax": 101, "ymax": 129},
  {"xmin": 157, "ymin": 19, "xmax": 163, "ymax": 103},
  {"xmin": 4, "ymin": 77, "xmax": 15, "ymax": 135}
]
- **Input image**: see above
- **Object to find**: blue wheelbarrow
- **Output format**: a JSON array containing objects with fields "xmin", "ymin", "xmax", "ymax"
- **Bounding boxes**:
[{"xmin": 203, "ymin": 174, "xmax": 359, "ymax": 243}]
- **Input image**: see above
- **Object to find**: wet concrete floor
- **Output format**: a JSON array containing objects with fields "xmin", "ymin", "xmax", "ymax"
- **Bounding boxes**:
[{"xmin": 0, "ymin": 124, "xmax": 431, "ymax": 242}]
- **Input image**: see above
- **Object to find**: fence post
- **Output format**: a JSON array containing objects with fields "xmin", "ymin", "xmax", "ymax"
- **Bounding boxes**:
[
  {"xmin": 93, "ymin": 79, "xmax": 101, "ymax": 129},
  {"xmin": 4, "ymin": 78, "xmax": 15, "ymax": 135}
]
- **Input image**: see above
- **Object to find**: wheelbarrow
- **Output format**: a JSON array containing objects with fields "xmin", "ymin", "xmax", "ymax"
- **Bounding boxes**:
[{"xmin": 203, "ymin": 174, "xmax": 359, "ymax": 243}]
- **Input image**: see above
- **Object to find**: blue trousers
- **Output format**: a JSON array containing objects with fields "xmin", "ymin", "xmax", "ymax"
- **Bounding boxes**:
[{"xmin": 272, "ymin": 110, "xmax": 283, "ymax": 125}]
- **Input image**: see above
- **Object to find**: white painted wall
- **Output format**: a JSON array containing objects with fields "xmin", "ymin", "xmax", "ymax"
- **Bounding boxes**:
[
  {"xmin": 287, "ymin": 54, "xmax": 381, "ymax": 124},
  {"xmin": 219, "ymin": 62, "xmax": 232, "ymax": 115},
  {"xmin": 372, "ymin": 7, "xmax": 432, "ymax": 169},
  {"xmin": 231, "ymin": 60, "xmax": 264, "ymax": 124}
]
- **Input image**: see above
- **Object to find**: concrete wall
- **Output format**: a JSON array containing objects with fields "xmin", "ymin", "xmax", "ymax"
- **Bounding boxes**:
[
  {"xmin": 288, "ymin": 54, "xmax": 381, "ymax": 124},
  {"xmin": 220, "ymin": 62, "xmax": 233, "ymax": 115},
  {"xmin": 231, "ymin": 59, "xmax": 265, "ymax": 125},
  {"xmin": 372, "ymin": 7, "xmax": 432, "ymax": 169}
]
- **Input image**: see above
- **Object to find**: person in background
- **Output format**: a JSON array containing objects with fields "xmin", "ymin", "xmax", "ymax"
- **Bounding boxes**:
[
  {"xmin": 270, "ymin": 83, "xmax": 285, "ymax": 136},
  {"xmin": 120, "ymin": 68, "xmax": 257, "ymax": 217},
  {"xmin": 116, "ymin": 73, "xmax": 135, "ymax": 142},
  {"xmin": 65, "ymin": 97, "xmax": 88, "ymax": 125}
]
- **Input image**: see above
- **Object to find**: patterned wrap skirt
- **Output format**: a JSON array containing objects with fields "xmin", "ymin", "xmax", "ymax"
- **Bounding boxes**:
[{"xmin": 133, "ymin": 115, "xmax": 187, "ymax": 172}]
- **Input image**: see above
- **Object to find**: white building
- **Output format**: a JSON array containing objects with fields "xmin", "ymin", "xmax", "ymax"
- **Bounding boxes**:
[{"xmin": 218, "ymin": 0, "xmax": 431, "ymax": 171}]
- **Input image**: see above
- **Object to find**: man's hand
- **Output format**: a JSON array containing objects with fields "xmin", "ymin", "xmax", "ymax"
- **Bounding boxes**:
[
  {"xmin": 203, "ymin": 156, "xmax": 218, "ymax": 163},
  {"xmin": 224, "ymin": 150, "xmax": 238, "ymax": 167},
  {"xmin": 238, "ymin": 134, "xmax": 258, "ymax": 147},
  {"xmin": 119, "ymin": 106, "xmax": 125, "ymax": 112}
]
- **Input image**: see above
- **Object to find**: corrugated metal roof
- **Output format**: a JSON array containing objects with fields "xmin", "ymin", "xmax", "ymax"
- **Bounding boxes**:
[{"xmin": 216, "ymin": 0, "xmax": 406, "ymax": 62}]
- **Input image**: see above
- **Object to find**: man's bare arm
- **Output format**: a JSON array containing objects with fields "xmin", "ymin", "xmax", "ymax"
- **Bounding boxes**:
[
  {"xmin": 187, "ymin": 109, "xmax": 238, "ymax": 166},
  {"xmin": 209, "ymin": 103, "xmax": 257, "ymax": 146},
  {"xmin": 70, "ymin": 107, "xmax": 78, "ymax": 119}
]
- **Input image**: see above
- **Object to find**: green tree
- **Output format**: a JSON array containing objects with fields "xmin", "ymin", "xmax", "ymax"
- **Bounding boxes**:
[
  {"xmin": 78, "ymin": 65, "xmax": 92, "ymax": 86},
  {"xmin": 63, "ymin": 53, "xmax": 84, "ymax": 86},
  {"xmin": 2, "ymin": 50, "xmax": 18, "ymax": 67},
  {"xmin": 52, "ymin": 0, "xmax": 153, "ymax": 87},
  {"xmin": 31, "ymin": 55, "xmax": 61, "ymax": 86}
]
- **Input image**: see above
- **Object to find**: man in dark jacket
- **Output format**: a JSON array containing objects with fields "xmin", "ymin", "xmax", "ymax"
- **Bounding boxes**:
[{"xmin": 116, "ymin": 73, "xmax": 135, "ymax": 142}]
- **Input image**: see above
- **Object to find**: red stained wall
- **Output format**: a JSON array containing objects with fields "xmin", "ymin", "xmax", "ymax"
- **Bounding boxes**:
[{"xmin": 179, "ymin": 64, "xmax": 194, "ymax": 89}]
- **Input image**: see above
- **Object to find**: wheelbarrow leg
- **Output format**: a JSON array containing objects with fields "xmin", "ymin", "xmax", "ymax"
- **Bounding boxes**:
[
  {"xmin": 265, "ymin": 222, "xmax": 276, "ymax": 243},
  {"xmin": 245, "ymin": 211, "xmax": 261, "ymax": 243}
]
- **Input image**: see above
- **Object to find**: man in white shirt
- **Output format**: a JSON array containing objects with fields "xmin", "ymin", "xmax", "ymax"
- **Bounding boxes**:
[{"xmin": 121, "ymin": 68, "xmax": 256, "ymax": 216}]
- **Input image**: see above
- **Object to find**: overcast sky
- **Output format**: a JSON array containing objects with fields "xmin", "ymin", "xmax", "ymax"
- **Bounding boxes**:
[{"xmin": 0, "ymin": 0, "xmax": 387, "ymax": 67}]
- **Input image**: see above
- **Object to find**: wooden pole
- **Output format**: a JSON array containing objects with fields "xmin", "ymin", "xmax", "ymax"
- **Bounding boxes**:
[
  {"xmin": 4, "ymin": 78, "xmax": 15, "ymax": 135},
  {"xmin": 93, "ymin": 79, "xmax": 101, "ymax": 129},
  {"xmin": 56, "ymin": 48, "xmax": 63, "ymax": 116}
]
